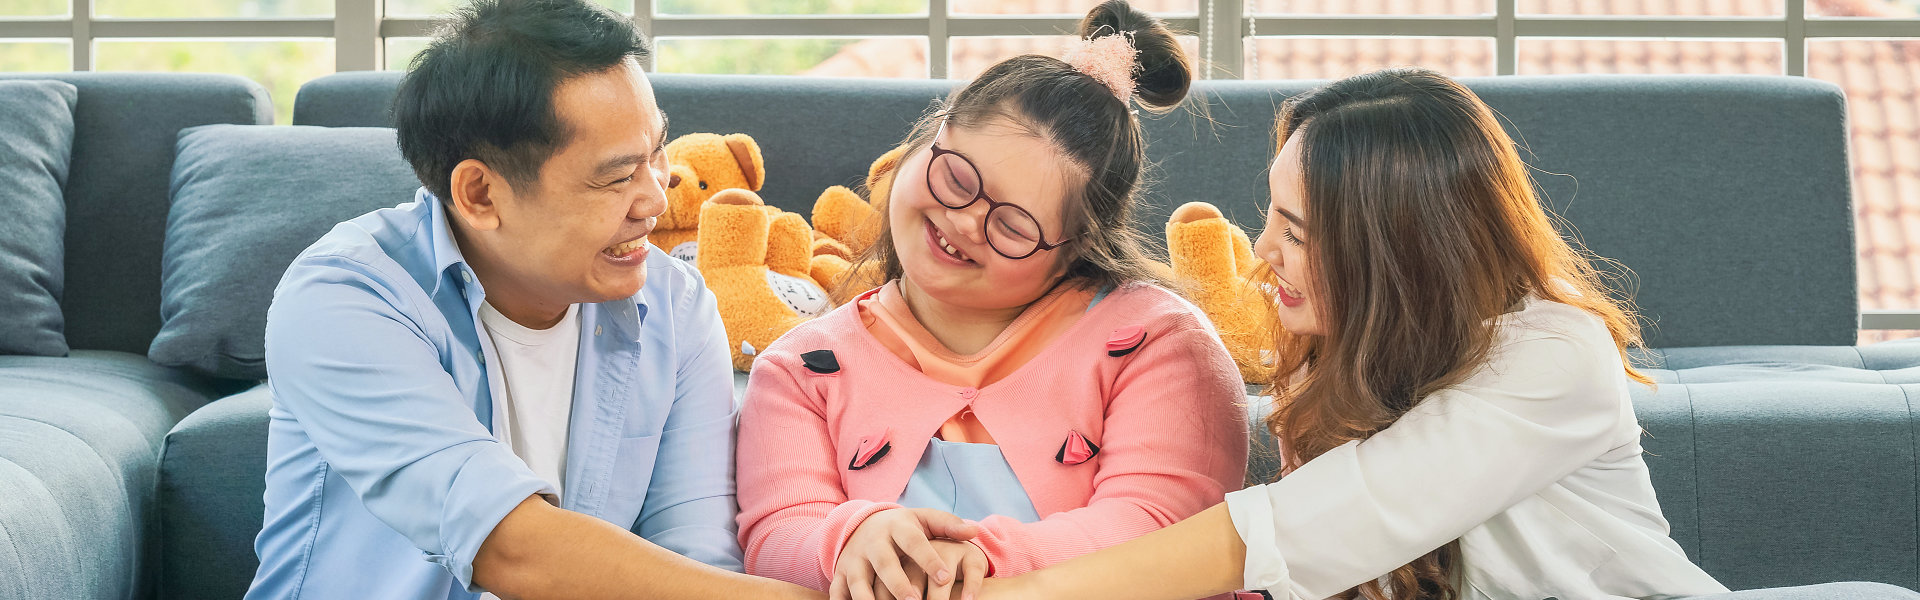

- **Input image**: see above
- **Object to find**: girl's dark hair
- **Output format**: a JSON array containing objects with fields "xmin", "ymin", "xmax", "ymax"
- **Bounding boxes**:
[
  {"xmin": 1262, "ymin": 67, "xmax": 1650, "ymax": 600},
  {"xmin": 852, "ymin": 0, "xmax": 1192, "ymax": 294}
]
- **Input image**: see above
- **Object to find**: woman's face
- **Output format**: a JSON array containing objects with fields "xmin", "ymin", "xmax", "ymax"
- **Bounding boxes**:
[
  {"xmin": 1253, "ymin": 132, "xmax": 1327, "ymax": 336},
  {"xmin": 887, "ymin": 118, "xmax": 1078, "ymax": 312}
]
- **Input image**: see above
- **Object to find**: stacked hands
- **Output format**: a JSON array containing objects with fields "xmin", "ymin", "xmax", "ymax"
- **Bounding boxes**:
[{"xmin": 834, "ymin": 509, "xmax": 989, "ymax": 600}]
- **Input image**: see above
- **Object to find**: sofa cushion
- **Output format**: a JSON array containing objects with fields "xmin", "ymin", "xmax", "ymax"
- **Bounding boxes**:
[
  {"xmin": 0, "ymin": 73, "xmax": 273, "ymax": 356},
  {"xmin": 158, "ymin": 385, "xmax": 271, "ymax": 600},
  {"xmin": 1687, "ymin": 382, "xmax": 1919, "ymax": 590},
  {"xmin": 150, "ymin": 125, "xmax": 419, "ymax": 380},
  {"xmin": 0, "ymin": 80, "xmax": 78, "ymax": 357},
  {"xmin": 0, "ymin": 350, "xmax": 222, "ymax": 600}
]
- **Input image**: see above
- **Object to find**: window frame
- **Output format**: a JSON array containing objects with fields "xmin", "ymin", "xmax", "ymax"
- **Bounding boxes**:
[{"xmin": 3, "ymin": 0, "xmax": 1917, "ymax": 329}]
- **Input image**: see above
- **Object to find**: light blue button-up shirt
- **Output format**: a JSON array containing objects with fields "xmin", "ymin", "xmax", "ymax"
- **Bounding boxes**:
[{"xmin": 247, "ymin": 189, "xmax": 742, "ymax": 599}]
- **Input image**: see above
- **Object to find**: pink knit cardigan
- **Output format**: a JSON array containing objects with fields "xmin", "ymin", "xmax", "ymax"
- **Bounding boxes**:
[{"xmin": 735, "ymin": 283, "xmax": 1250, "ymax": 588}]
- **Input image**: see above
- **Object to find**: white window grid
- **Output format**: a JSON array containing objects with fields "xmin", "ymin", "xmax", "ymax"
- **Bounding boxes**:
[
  {"xmin": 4, "ymin": 0, "xmax": 1917, "ymax": 77},
  {"xmin": 2, "ymin": 0, "xmax": 1917, "ymax": 328}
]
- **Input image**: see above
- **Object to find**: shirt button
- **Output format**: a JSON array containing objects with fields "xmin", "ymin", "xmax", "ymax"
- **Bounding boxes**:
[
  {"xmin": 959, "ymin": 388, "xmax": 977, "ymax": 400},
  {"xmin": 461, "ymin": 270, "xmax": 472, "ymax": 283},
  {"xmin": 594, "ymin": 325, "xmax": 603, "ymax": 336}
]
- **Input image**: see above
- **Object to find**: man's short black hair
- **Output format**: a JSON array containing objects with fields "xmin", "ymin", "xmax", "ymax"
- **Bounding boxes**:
[{"xmin": 394, "ymin": 0, "xmax": 650, "ymax": 202}]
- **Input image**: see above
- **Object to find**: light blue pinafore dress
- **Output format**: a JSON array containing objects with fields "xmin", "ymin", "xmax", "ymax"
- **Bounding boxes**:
[
  {"xmin": 892, "ymin": 289, "xmax": 1114, "ymax": 522},
  {"xmin": 895, "ymin": 438, "xmax": 1042, "ymax": 522}
]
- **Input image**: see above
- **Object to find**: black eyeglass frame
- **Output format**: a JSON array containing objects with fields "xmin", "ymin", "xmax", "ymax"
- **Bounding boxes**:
[{"xmin": 924, "ymin": 136, "xmax": 1072, "ymax": 260}]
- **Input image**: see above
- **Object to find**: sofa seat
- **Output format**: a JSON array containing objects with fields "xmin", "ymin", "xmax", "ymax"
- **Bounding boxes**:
[{"xmin": 0, "ymin": 350, "xmax": 221, "ymax": 599}]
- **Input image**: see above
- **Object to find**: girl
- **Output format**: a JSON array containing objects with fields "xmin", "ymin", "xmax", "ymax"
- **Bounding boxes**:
[
  {"xmin": 735, "ymin": 2, "xmax": 1249, "ymax": 600},
  {"xmin": 974, "ymin": 68, "xmax": 1920, "ymax": 600}
]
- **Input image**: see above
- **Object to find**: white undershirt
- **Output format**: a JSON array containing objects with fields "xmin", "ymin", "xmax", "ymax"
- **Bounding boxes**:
[
  {"xmin": 476, "ymin": 302, "xmax": 581, "ymax": 600},
  {"xmin": 477, "ymin": 301, "xmax": 581, "ymax": 501}
]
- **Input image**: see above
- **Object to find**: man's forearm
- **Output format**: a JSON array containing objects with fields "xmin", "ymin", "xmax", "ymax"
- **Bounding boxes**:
[{"xmin": 475, "ymin": 496, "xmax": 819, "ymax": 600}]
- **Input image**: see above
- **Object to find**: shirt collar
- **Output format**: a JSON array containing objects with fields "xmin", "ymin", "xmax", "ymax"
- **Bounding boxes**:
[{"xmin": 423, "ymin": 188, "xmax": 474, "ymax": 299}]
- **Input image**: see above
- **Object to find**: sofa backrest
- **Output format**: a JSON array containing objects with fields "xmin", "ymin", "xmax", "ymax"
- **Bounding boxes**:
[
  {"xmin": 0, "ymin": 73, "xmax": 273, "ymax": 356},
  {"xmin": 293, "ymin": 72, "xmax": 1856, "ymax": 349}
]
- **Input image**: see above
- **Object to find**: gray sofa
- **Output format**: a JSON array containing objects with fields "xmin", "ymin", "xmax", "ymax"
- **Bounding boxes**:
[
  {"xmin": 2, "ymin": 69, "xmax": 1916, "ymax": 600},
  {"xmin": 0, "ymin": 72, "xmax": 270, "ymax": 600}
]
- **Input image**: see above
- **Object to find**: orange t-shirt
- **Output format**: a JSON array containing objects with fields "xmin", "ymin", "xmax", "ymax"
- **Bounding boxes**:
[{"xmin": 857, "ymin": 280, "xmax": 1095, "ymax": 444}]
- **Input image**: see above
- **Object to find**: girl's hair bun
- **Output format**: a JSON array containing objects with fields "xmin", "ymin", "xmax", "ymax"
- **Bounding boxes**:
[{"xmin": 1077, "ymin": 0, "xmax": 1192, "ymax": 110}]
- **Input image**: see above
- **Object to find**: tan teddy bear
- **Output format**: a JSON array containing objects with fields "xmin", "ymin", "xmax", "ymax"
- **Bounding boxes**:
[
  {"xmin": 654, "ymin": 133, "xmax": 765, "ymax": 263},
  {"xmin": 808, "ymin": 145, "xmax": 907, "ymax": 302},
  {"xmin": 696, "ymin": 189, "xmax": 837, "ymax": 371},
  {"xmin": 1166, "ymin": 201, "xmax": 1279, "ymax": 385}
]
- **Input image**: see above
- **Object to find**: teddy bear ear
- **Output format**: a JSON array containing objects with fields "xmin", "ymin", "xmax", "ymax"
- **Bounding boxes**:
[
  {"xmin": 662, "ymin": 132, "xmax": 697, "ymax": 162},
  {"xmin": 865, "ymin": 144, "xmax": 909, "ymax": 193},
  {"xmin": 724, "ymin": 134, "xmax": 765, "ymax": 192}
]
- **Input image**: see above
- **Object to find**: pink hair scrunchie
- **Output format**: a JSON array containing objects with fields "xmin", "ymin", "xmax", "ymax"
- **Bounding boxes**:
[{"xmin": 1061, "ymin": 32, "xmax": 1139, "ymax": 102}]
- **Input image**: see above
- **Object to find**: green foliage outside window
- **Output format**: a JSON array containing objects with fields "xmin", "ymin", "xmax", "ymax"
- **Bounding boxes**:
[
  {"xmin": 655, "ymin": 0, "xmax": 921, "ymax": 15},
  {"xmin": 94, "ymin": 39, "xmax": 334, "ymax": 124},
  {"xmin": 657, "ymin": 38, "xmax": 866, "ymax": 76},
  {"xmin": 92, "ymin": 0, "xmax": 331, "ymax": 18},
  {"xmin": 0, "ymin": 0, "xmax": 61, "ymax": 16},
  {"xmin": 0, "ymin": 42, "xmax": 68, "ymax": 71}
]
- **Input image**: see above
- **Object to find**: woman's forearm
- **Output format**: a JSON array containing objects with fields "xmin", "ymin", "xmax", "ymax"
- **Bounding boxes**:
[{"xmin": 990, "ymin": 503, "xmax": 1249, "ymax": 600}]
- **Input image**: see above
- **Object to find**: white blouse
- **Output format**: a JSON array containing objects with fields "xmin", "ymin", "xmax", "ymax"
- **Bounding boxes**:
[{"xmin": 1225, "ymin": 296, "xmax": 1730, "ymax": 600}]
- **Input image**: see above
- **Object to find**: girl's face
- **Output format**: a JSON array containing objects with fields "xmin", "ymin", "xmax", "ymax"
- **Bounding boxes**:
[
  {"xmin": 888, "ymin": 119, "xmax": 1078, "ymax": 312},
  {"xmin": 1253, "ymin": 132, "xmax": 1326, "ymax": 336}
]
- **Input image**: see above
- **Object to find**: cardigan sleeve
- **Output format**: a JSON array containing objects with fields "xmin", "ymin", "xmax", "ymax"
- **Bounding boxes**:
[
  {"xmin": 965, "ymin": 324, "xmax": 1250, "ymax": 577},
  {"xmin": 734, "ymin": 351, "xmax": 902, "ymax": 590},
  {"xmin": 1222, "ymin": 318, "xmax": 1629, "ymax": 598}
]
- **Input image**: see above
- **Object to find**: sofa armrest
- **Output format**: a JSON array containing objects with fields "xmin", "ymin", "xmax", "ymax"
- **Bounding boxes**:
[{"xmin": 158, "ymin": 385, "xmax": 271, "ymax": 600}]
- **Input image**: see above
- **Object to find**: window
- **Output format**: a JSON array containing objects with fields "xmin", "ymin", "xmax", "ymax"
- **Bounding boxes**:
[{"xmin": 2, "ymin": 0, "xmax": 1916, "ymax": 338}]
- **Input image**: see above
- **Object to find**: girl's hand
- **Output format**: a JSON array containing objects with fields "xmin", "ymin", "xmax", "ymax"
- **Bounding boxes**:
[
  {"xmin": 921, "ymin": 539, "xmax": 988, "ymax": 600},
  {"xmin": 831, "ymin": 508, "xmax": 980, "ymax": 600}
]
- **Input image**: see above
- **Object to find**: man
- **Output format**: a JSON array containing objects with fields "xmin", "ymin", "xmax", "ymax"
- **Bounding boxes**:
[{"xmin": 244, "ymin": 1, "xmax": 894, "ymax": 597}]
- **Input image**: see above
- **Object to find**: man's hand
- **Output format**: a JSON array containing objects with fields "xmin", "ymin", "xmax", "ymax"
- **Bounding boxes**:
[
  {"xmin": 920, "ymin": 539, "xmax": 988, "ymax": 600},
  {"xmin": 829, "ymin": 508, "xmax": 981, "ymax": 600}
]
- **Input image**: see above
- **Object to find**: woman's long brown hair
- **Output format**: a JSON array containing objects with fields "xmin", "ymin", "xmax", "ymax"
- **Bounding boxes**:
[{"xmin": 1262, "ymin": 67, "xmax": 1652, "ymax": 600}]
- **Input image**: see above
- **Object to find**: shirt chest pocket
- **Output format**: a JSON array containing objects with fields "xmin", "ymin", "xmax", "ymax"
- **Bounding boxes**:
[{"xmin": 603, "ymin": 432, "xmax": 662, "ymax": 530}]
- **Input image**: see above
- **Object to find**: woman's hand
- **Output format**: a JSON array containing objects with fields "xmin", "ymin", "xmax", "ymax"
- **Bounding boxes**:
[
  {"xmin": 972, "ymin": 575, "xmax": 1039, "ymax": 600},
  {"xmin": 830, "ymin": 508, "xmax": 980, "ymax": 600}
]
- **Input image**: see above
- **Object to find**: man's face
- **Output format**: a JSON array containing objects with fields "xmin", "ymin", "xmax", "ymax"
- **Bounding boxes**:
[{"xmin": 478, "ymin": 60, "xmax": 670, "ymax": 314}]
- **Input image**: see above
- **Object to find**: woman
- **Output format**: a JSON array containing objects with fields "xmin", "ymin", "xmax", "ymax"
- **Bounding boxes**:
[{"xmin": 976, "ymin": 68, "xmax": 1919, "ymax": 600}]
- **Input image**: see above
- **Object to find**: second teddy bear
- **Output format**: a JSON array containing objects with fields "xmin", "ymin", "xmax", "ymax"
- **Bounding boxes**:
[
  {"xmin": 1166, "ymin": 201, "xmax": 1277, "ymax": 385},
  {"xmin": 696, "ymin": 189, "xmax": 838, "ymax": 371},
  {"xmin": 808, "ymin": 144, "xmax": 907, "ymax": 301}
]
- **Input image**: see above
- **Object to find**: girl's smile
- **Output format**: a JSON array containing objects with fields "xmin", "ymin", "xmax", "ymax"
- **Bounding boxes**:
[{"xmin": 923, "ymin": 218, "xmax": 979, "ymax": 266}]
